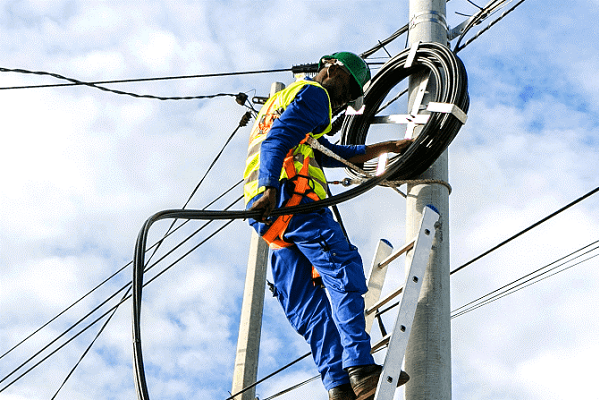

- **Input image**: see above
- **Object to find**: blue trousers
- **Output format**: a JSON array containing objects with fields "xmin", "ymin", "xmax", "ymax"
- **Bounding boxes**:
[{"xmin": 256, "ymin": 208, "xmax": 375, "ymax": 390}]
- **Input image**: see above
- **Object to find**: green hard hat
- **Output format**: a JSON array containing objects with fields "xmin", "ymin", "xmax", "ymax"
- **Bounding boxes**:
[{"xmin": 318, "ymin": 51, "xmax": 371, "ymax": 97}]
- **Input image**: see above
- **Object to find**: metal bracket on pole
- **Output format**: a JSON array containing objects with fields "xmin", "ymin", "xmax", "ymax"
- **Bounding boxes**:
[
  {"xmin": 364, "ymin": 240, "xmax": 394, "ymax": 333},
  {"xmin": 447, "ymin": 16, "xmax": 476, "ymax": 40},
  {"xmin": 372, "ymin": 206, "xmax": 439, "ymax": 400}
]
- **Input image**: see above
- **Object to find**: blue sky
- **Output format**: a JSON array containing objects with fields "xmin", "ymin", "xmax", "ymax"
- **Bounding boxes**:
[{"xmin": 1, "ymin": 1, "xmax": 599, "ymax": 400}]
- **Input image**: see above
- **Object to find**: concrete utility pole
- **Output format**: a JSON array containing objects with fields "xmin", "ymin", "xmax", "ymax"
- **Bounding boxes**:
[
  {"xmin": 231, "ymin": 82, "xmax": 284, "ymax": 400},
  {"xmin": 404, "ymin": 1, "xmax": 452, "ymax": 400}
]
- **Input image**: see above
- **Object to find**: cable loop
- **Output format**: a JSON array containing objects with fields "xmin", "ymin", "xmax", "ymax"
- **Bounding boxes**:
[{"xmin": 341, "ymin": 42, "xmax": 469, "ymax": 182}]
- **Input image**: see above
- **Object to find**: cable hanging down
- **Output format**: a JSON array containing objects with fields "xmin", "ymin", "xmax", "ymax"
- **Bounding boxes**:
[
  {"xmin": 0, "ymin": 113, "xmax": 251, "ymax": 395},
  {"xmin": 131, "ymin": 42, "xmax": 469, "ymax": 400}
]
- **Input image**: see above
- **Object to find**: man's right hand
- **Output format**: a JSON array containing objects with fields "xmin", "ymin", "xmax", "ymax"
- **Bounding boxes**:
[{"xmin": 249, "ymin": 187, "xmax": 277, "ymax": 223}]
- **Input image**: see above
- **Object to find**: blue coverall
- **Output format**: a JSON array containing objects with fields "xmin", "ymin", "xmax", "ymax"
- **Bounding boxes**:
[{"xmin": 246, "ymin": 81, "xmax": 375, "ymax": 390}]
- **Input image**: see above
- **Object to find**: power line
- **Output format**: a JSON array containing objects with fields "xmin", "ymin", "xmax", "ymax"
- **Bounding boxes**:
[
  {"xmin": 0, "ymin": 112, "xmax": 251, "ymax": 392},
  {"xmin": 0, "ymin": 66, "xmax": 291, "ymax": 93},
  {"xmin": 0, "ymin": 0, "xmax": 525, "ymax": 104},
  {"xmin": 454, "ymin": 0, "xmax": 529, "ymax": 53},
  {"xmin": 451, "ymin": 240, "xmax": 599, "ymax": 319},
  {"xmin": 451, "ymin": 185, "xmax": 599, "ymax": 275},
  {"xmin": 0, "ymin": 181, "xmax": 242, "ymax": 363},
  {"xmin": 41, "ymin": 112, "xmax": 252, "ymax": 394}
]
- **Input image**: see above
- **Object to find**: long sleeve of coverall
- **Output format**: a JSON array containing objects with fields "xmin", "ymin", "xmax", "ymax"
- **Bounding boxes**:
[{"xmin": 256, "ymin": 81, "xmax": 366, "ymax": 191}]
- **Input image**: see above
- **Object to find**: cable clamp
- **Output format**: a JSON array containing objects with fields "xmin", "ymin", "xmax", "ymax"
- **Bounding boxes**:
[
  {"xmin": 291, "ymin": 63, "xmax": 319, "ymax": 75},
  {"xmin": 382, "ymin": 179, "xmax": 453, "ymax": 195},
  {"xmin": 427, "ymin": 102, "xmax": 468, "ymax": 124}
]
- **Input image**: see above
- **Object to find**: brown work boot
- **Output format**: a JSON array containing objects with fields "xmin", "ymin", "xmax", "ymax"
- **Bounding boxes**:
[
  {"xmin": 328, "ymin": 383, "xmax": 356, "ymax": 400},
  {"xmin": 347, "ymin": 364, "xmax": 381, "ymax": 400},
  {"xmin": 348, "ymin": 365, "xmax": 410, "ymax": 400}
]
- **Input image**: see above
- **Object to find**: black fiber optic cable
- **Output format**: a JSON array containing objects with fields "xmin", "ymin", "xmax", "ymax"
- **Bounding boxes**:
[
  {"xmin": 342, "ymin": 42, "xmax": 469, "ymax": 181},
  {"xmin": 131, "ymin": 42, "xmax": 469, "ymax": 400}
]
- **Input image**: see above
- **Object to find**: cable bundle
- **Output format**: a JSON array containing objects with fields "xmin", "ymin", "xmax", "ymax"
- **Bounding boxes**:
[{"xmin": 341, "ymin": 42, "xmax": 469, "ymax": 181}]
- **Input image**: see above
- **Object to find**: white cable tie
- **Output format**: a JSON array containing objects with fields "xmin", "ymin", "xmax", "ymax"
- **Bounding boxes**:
[
  {"xmin": 427, "ymin": 102, "xmax": 468, "ymax": 124},
  {"xmin": 405, "ymin": 40, "xmax": 421, "ymax": 68}
]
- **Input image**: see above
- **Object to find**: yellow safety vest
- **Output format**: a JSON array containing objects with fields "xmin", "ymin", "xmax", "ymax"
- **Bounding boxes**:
[{"xmin": 243, "ymin": 79, "xmax": 333, "ymax": 206}]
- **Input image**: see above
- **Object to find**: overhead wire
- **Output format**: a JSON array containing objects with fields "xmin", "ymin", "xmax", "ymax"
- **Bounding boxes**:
[
  {"xmin": 0, "ymin": 112, "xmax": 250, "ymax": 393},
  {"xmin": 259, "ymin": 237, "xmax": 599, "ymax": 399},
  {"xmin": 0, "ymin": 66, "xmax": 291, "ymax": 97},
  {"xmin": 0, "ymin": 179, "xmax": 242, "ymax": 363},
  {"xmin": 451, "ymin": 239, "xmax": 599, "ymax": 319},
  {"xmin": 450, "ymin": 185, "xmax": 599, "ymax": 275},
  {"xmin": 453, "ymin": 0, "xmax": 529, "ymax": 53},
  {"xmin": 43, "ymin": 111, "xmax": 252, "ymax": 396},
  {"xmin": 0, "ymin": 196, "xmax": 243, "ymax": 394}
]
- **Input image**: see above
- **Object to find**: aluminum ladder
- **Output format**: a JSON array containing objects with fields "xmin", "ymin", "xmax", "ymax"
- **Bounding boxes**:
[{"xmin": 363, "ymin": 205, "xmax": 439, "ymax": 400}]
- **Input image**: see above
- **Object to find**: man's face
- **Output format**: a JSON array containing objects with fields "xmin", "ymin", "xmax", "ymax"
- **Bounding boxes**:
[{"xmin": 321, "ymin": 62, "xmax": 355, "ymax": 110}]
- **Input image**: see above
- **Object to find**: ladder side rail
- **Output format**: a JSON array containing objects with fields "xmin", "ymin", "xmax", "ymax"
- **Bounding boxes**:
[
  {"xmin": 364, "ymin": 239, "xmax": 394, "ymax": 333},
  {"xmin": 374, "ymin": 207, "xmax": 439, "ymax": 400}
]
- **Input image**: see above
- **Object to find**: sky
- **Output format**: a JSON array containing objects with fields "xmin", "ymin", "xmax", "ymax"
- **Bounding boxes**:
[{"xmin": 1, "ymin": 1, "xmax": 599, "ymax": 400}]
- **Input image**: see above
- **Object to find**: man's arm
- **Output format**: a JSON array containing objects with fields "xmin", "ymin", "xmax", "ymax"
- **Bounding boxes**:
[
  {"xmin": 347, "ymin": 139, "xmax": 413, "ymax": 164},
  {"xmin": 249, "ymin": 84, "xmax": 331, "ymax": 222}
]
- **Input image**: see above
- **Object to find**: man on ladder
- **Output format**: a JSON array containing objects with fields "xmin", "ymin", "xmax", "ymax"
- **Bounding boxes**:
[{"xmin": 243, "ymin": 51, "xmax": 411, "ymax": 400}]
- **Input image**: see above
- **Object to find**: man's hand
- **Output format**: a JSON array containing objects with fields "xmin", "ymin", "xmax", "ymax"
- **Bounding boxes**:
[
  {"xmin": 249, "ymin": 187, "xmax": 277, "ymax": 223},
  {"xmin": 348, "ymin": 138, "xmax": 413, "ymax": 164},
  {"xmin": 386, "ymin": 138, "xmax": 413, "ymax": 154}
]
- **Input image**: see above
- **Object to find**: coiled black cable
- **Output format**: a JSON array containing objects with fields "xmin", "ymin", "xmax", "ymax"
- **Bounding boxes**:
[
  {"xmin": 341, "ymin": 42, "xmax": 469, "ymax": 181},
  {"xmin": 132, "ymin": 42, "xmax": 469, "ymax": 400}
]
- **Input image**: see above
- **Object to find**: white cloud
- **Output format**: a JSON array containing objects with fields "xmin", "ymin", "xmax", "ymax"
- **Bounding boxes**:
[
  {"xmin": 1, "ymin": 1, "xmax": 599, "ymax": 400},
  {"xmin": 516, "ymin": 346, "xmax": 599, "ymax": 400}
]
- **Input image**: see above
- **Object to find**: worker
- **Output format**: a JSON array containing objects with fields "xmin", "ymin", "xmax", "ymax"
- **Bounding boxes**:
[{"xmin": 243, "ymin": 51, "xmax": 412, "ymax": 400}]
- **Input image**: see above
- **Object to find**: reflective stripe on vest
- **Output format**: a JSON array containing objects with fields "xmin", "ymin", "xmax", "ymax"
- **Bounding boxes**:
[{"xmin": 243, "ymin": 79, "xmax": 332, "ymax": 206}]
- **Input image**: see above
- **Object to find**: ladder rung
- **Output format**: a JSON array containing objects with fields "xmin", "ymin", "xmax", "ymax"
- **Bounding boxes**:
[
  {"xmin": 377, "ymin": 239, "xmax": 415, "ymax": 269},
  {"xmin": 365, "ymin": 285, "xmax": 405, "ymax": 316},
  {"xmin": 371, "ymin": 334, "xmax": 390, "ymax": 353}
]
